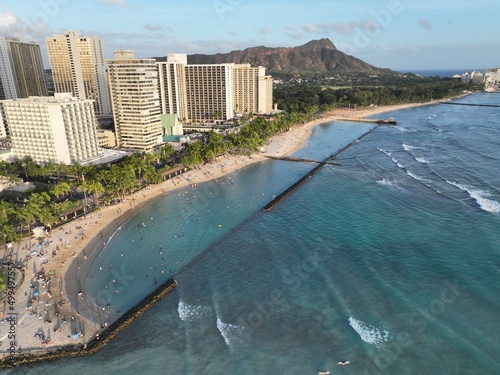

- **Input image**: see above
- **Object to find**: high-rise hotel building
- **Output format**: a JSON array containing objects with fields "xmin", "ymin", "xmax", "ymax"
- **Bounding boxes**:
[
  {"xmin": 185, "ymin": 63, "xmax": 234, "ymax": 123},
  {"xmin": 233, "ymin": 64, "xmax": 274, "ymax": 114},
  {"xmin": 0, "ymin": 37, "xmax": 47, "ymax": 100},
  {"xmin": 107, "ymin": 50, "xmax": 162, "ymax": 152},
  {"xmin": 0, "ymin": 93, "xmax": 100, "ymax": 164},
  {"xmin": 157, "ymin": 54, "xmax": 188, "ymax": 122},
  {"xmin": 158, "ymin": 54, "xmax": 273, "ymax": 123},
  {"xmin": 46, "ymin": 31, "xmax": 111, "ymax": 116}
]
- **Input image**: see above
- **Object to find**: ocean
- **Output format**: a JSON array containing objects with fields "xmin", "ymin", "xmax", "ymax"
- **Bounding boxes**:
[{"xmin": 8, "ymin": 93, "xmax": 500, "ymax": 374}]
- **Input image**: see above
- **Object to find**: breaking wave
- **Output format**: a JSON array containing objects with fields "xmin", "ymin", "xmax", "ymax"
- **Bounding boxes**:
[
  {"xmin": 178, "ymin": 301, "xmax": 212, "ymax": 322},
  {"xmin": 447, "ymin": 181, "xmax": 500, "ymax": 213},
  {"xmin": 403, "ymin": 144, "xmax": 418, "ymax": 152},
  {"xmin": 349, "ymin": 317, "xmax": 390, "ymax": 347},
  {"xmin": 216, "ymin": 317, "xmax": 246, "ymax": 346}
]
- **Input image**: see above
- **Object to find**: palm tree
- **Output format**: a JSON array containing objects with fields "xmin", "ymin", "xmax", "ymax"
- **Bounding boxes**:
[
  {"xmin": 144, "ymin": 152, "xmax": 156, "ymax": 167},
  {"xmin": 0, "ymin": 200, "xmax": 15, "ymax": 222},
  {"xmin": 17, "ymin": 156, "xmax": 39, "ymax": 182},
  {"xmin": 88, "ymin": 181, "xmax": 104, "ymax": 207},
  {"xmin": 0, "ymin": 221, "xmax": 20, "ymax": 249},
  {"xmin": 14, "ymin": 208, "xmax": 29, "ymax": 236},
  {"xmin": 160, "ymin": 144, "xmax": 175, "ymax": 162},
  {"xmin": 23, "ymin": 193, "xmax": 50, "ymax": 233},
  {"xmin": 38, "ymin": 206, "xmax": 57, "ymax": 229},
  {"xmin": 128, "ymin": 154, "xmax": 146, "ymax": 179},
  {"xmin": 51, "ymin": 182, "xmax": 71, "ymax": 200},
  {"xmin": 143, "ymin": 165, "xmax": 157, "ymax": 186},
  {"xmin": 77, "ymin": 181, "xmax": 90, "ymax": 208},
  {"xmin": 45, "ymin": 161, "xmax": 57, "ymax": 180}
]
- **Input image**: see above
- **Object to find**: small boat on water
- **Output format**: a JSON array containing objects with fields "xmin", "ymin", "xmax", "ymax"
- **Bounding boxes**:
[{"xmin": 318, "ymin": 372, "xmax": 330, "ymax": 375}]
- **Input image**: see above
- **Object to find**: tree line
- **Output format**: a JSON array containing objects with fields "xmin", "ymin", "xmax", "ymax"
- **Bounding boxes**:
[{"xmin": 274, "ymin": 76, "xmax": 478, "ymax": 113}]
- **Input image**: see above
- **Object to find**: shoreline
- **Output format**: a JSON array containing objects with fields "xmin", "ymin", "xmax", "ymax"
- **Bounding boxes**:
[{"xmin": 0, "ymin": 98, "xmax": 450, "ymax": 365}]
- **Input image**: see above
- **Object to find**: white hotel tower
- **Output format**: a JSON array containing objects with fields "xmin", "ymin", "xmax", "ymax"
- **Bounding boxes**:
[
  {"xmin": 0, "ymin": 93, "xmax": 100, "ymax": 165},
  {"xmin": 107, "ymin": 50, "xmax": 162, "ymax": 152}
]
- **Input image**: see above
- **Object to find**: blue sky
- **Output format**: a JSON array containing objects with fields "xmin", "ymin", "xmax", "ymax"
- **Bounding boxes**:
[{"xmin": 1, "ymin": 0, "xmax": 499, "ymax": 71}]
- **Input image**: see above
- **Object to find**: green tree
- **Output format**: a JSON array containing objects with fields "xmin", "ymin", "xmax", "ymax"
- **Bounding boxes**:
[
  {"xmin": 88, "ymin": 181, "xmax": 105, "ymax": 206},
  {"xmin": 51, "ymin": 182, "xmax": 71, "ymax": 200},
  {"xmin": 159, "ymin": 144, "xmax": 175, "ymax": 162}
]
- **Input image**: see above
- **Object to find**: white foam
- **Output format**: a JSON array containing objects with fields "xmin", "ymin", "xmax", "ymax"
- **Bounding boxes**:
[
  {"xmin": 107, "ymin": 226, "xmax": 122, "ymax": 243},
  {"xmin": 447, "ymin": 181, "xmax": 500, "ymax": 213},
  {"xmin": 349, "ymin": 317, "xmax": 390, "ymax": 347},
  {"xmin": 415, "ymin": 157, "xmax": 429, "ymax": 164},
  {"xmin": 377, "ymin": 148, "xmax": 392, "ymax": 157},
  {"xmin": 178, "ymin": 301, "xmax": 211, "ymax": 322},
  {"xmin": 216, "ymin": 317, "xmax": 246, "ymax": 346},
  {"xmin": 376, "ymin": 179, "xmax": 401, "ymax": 190},
  {"xmin": 403, "ymin": 144, "xmax": 418, "ymax": 152},
  {"xmin": 407, "ymin": 171, "xmax": 431, "ymax": 183}
]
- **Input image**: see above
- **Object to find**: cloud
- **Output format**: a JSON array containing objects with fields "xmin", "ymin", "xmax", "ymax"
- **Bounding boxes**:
[
  {"xmin": 320, "ymin": 22, "xmax": 358, "ymax": 35},
  {"xmin": 99, "ymin": 0, "xmax": 126, "ymax": 6},
  {"xmin": 359, "ymin": 20, "xmax": 380, "ymax": 32},
  {"xmin": 302, "ymin": 24, "xmax": 317, "ymax": 33},
  {"xmin": 285, "ymin": 26, "xmax": 304, "ymax": 40},
  {"xmin": 0, "ymin": 12, "xmax": 17, "ymax": 28},
  {"xmin": 144, "ymin": 23, "xmax": 163, "ymax": 32},
  {"xmin": 285, "ymin": 19, "xmax": 383, "ymax": 40},
  {"xmin": 0, "ymin": 11, "xmax": 50, "ymax": 40},
  {"xmin": 256, "ymin": 27, "xmax": 271, "ymax": 35},
  {"xmin": 419, "ymin": 19, "xmax": 433, "ymax": 30}
]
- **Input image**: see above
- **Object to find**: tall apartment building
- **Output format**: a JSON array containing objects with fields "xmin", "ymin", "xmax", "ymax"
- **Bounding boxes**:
[
  {"xmin": 258, "ymin": 74, "xmax": 273, "ymax": 113},
  {"xmin": 46, "ymin": 31, "xmax": 111, "ymax": 115},
  {"xmin": 0, "ymin": 93, "xmax": 100, "ymax": 164},
  {"xmin": 158, "ymin": 54, "xmax": 273, "ymax": 123},
  {"xmin": 157, "ymin": 54, "xmax": 188, "ymax": 121},
  {"xmin": 0, "ymin": 37, "xmax": 18, "ymax": 100},
  {"xmin": 185, "ymin": 64, "xmax": 234, "ymax": 123},
  {"xmin": 0, "ymin": 37, "xmax": 47, "ymax": 100},
  {"xmin": 107, "ymin": 50, "xmax": 162, "ymax": 152},
  {"xmin": 232, "ymin": 64, "xmax": 259, "ymax": 114}
]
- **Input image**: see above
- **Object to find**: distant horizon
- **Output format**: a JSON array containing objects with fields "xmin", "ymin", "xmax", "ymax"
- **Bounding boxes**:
[{"xmin": 1, "ymin": 1, "xmax": 499, "ymax": 72}]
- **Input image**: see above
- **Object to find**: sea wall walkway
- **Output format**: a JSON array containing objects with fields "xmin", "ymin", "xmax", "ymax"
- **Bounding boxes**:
[{"xmin": 263, "ymin": 123, "xmax": 384, "ymax": 211}]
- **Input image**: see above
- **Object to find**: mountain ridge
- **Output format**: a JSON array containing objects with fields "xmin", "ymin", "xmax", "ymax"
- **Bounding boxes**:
[{"xmin": 154, "ymin": 38, "xmax": 390, "ymax": 74}]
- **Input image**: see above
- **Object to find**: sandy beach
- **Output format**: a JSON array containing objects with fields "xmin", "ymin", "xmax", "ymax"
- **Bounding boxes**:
[{"xmin": 0, "ymin": 100, "xmax": 435, "ymax": 358}]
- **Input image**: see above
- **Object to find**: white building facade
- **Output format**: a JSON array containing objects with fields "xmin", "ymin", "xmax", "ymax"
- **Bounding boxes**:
[
  {"xmin": 0, "ymin": 37, "xmax": 19, "ymax": 100},
  {"xmin": 107, "ymin": 50, "xmax": 162, "ymax": 152},
  {"xmin": 158, "ymin": 54, "xmax": 273, "ymax": 123},
  {"xmin": 0, "ymin": 93, "xmax": 100, "ymax": 164}
]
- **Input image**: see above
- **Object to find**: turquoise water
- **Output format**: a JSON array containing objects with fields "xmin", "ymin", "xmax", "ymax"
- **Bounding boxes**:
[{"xmin": 8, "ymin": 93, "xmax": 500, "ymax": 374}]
